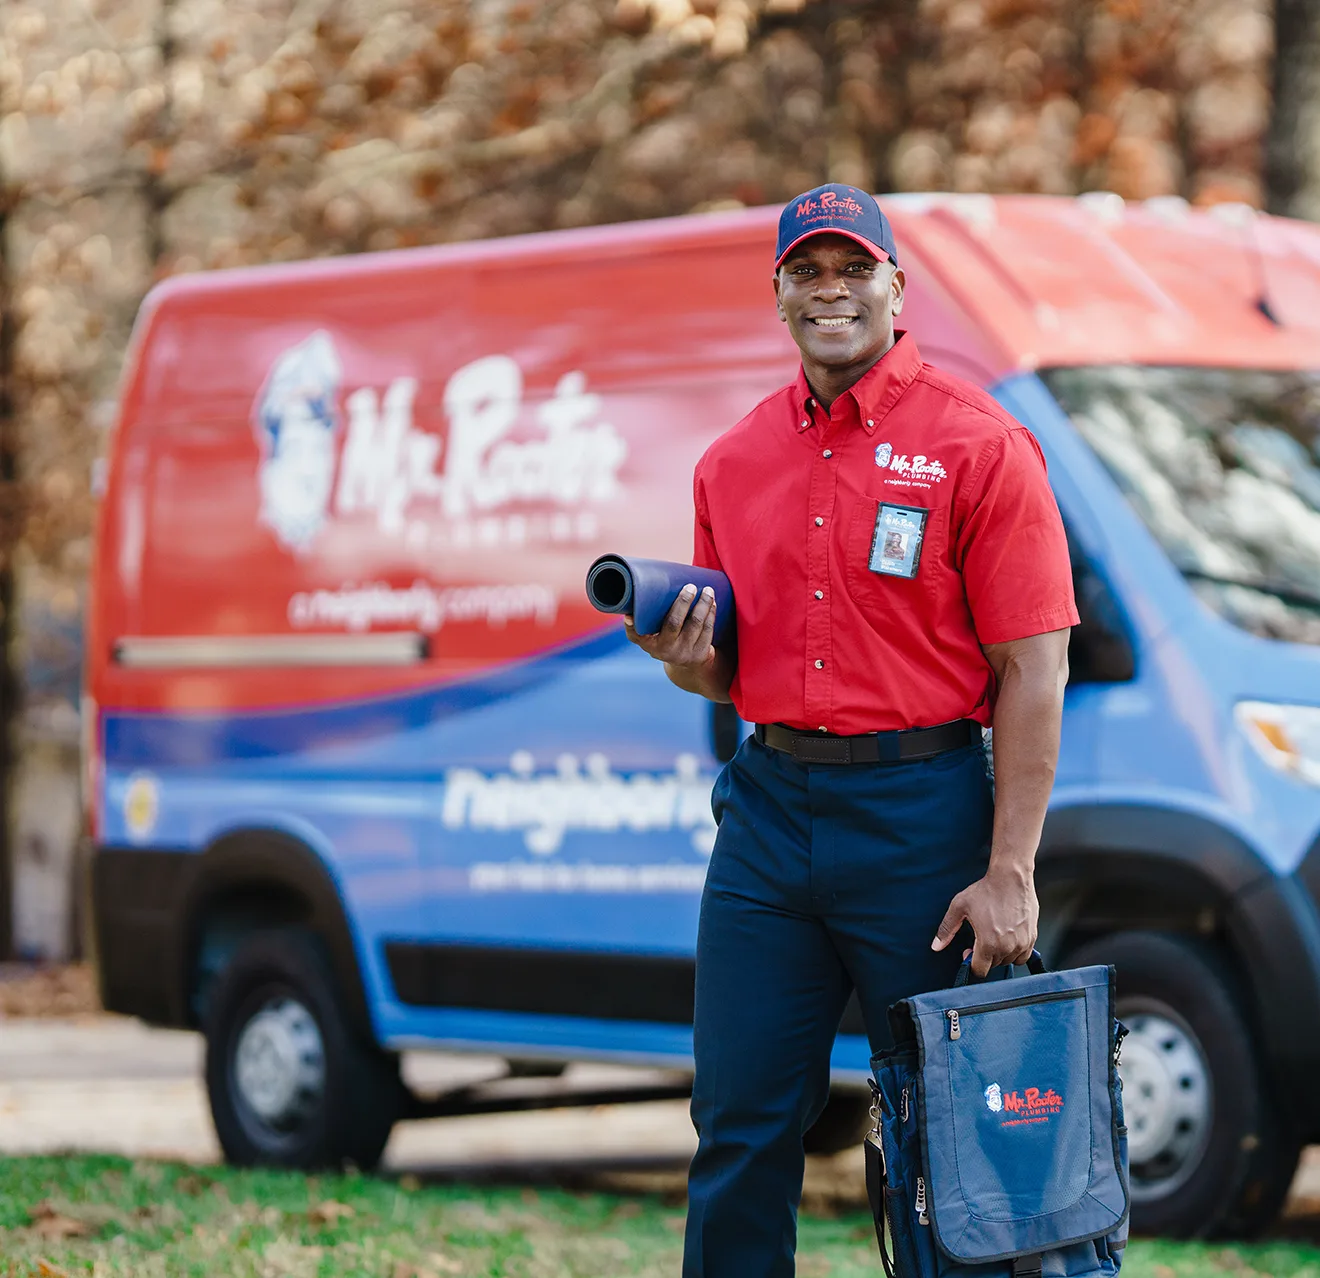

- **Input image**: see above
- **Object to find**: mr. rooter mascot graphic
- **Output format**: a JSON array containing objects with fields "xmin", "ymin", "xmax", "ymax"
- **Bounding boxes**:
[{"xmin": 253, "ymin": 330, "xmax": 342, "ymax": 553}]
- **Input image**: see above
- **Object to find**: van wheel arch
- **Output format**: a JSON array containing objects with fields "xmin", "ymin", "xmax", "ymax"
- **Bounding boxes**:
[
  {"xmin": 1036, "ymin": 842, "xmax": 1262, "ymax": 1043},
  {"xmin": 183, "ymin": 830, "xmax": 372, "ymax": 1040},
  {"xmin": 1035, "ymin": 803, "xmax": 1268, "ymax": 988}
]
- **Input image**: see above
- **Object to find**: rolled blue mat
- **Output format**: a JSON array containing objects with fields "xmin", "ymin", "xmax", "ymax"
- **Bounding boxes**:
[{"xmin": 585, "ymin": 554, "xmax": 735, "ymax": 648}]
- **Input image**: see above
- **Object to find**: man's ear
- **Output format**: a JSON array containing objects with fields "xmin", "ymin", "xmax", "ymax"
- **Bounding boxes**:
[
  {"xmin": 772, "ymin": 270, "xmax": 786, "ymax": 322},
  {"xmin": 889, "ymin": 265, "xmax": 906, "ymax": 317}
]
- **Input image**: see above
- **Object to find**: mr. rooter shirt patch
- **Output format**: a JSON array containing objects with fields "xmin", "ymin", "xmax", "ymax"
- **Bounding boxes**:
[{"xmin": 692, "ymin": 333, "xmax": 1079, "ymax": 735}]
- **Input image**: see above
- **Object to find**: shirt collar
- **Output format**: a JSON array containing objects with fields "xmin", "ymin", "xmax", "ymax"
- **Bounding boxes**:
[{"xmin": 793, "ymin": 331, "xmax": 922, "ymax": 435}]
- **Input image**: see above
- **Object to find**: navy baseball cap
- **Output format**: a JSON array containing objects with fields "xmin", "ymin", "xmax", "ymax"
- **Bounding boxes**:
[{"xmin": 775, "ymin": 183, "xmax": 898, "ymax": 270}]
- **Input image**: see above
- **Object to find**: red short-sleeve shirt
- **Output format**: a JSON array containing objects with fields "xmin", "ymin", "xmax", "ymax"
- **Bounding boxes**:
[{"xmin": 693, "ymin": 333, "xmax": 1078, "ymax": 734}]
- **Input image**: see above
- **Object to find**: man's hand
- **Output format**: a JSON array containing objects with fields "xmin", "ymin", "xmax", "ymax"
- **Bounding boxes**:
[
  {"xmin": 625, "ymin": 584, "xmax": 716, "ymax": 666},
  {"xmin": 624, "ymin": 585, "xmax": 735, "ymax": 703},
  {"xmin": 931, "ymin": 865, "xmax": 1039, "ymax": 977}
]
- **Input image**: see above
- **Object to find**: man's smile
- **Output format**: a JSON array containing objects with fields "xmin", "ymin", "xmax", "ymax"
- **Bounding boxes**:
[{"xmin": 807, "ymin": 315, "xmax": 859, "ymax": 329}]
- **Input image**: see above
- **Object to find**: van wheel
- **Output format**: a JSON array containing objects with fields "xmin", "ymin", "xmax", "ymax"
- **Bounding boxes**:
[
  {"xmin": 1065, "ymin": 931, "xmax": 1300, "ymax": 1238},
  {"xmin": 803, "ymin": 1091, "xmax": 871, "ymax": 1156},
  {"xmin": 204, "ymin": 929, "xmax": 402, "ymax": 1171}
]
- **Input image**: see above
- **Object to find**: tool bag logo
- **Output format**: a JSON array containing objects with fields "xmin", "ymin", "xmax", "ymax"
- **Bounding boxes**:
[{"xmin": 992, "ymin": 1082, "xmax": 1066, "ymax": 1124}]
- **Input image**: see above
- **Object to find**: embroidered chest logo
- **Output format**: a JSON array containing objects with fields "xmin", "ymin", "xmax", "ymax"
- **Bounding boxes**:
[
  {"xmin": 875, "ymin": 442, "xmax": 947, "ymax": 489},
  {"xmin": 985, "ymin": 1082, "xmax": 1064, "ymax": 1128}
]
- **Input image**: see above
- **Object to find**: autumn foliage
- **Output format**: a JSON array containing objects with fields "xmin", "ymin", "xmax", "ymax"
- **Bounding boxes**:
[{"xmin": 0, "ymin": 0, "xmax": 1274, "ymax": 763}]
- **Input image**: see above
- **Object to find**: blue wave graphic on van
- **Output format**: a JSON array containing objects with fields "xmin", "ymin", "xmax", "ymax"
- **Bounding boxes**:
[{"xmin": 104, "ymin": 628, "xmax": 631, "ymax": 769}]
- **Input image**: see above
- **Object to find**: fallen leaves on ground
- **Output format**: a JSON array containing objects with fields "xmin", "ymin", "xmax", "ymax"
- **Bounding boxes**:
[
  {"xmin": 173, "ymin": 1173, "xmax": 214, "ymax": 1197},
  {"xmin": 391, "ymin": 1257, "xmax": 463, "ymax": 1278},
  {"xmin": 0, "ymin": 965, "xmax": 100, "ymax": 1018},
  {"xmin": 308, "ymin": 1200, "xmax": 356, "ymax": 1224},
  {"xmin": 26, "ymin": 1202, "xmax": 92, "ymax": 1240}
]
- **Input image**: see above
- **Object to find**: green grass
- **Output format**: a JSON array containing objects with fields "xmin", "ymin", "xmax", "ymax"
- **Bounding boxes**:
[{"xmin": 0, "ymin": 1155, "xmax": 1318, "ymax": 1276}]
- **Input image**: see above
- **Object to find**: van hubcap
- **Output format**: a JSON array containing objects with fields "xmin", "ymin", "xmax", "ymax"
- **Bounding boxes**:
[
  {"xmin": 1118, "ymin": 1005, "xmax": 1211, "ymax": 1199},
  {"xmin": 233, "ymin": 998, "xmax": 326, "ymax": 1130}
]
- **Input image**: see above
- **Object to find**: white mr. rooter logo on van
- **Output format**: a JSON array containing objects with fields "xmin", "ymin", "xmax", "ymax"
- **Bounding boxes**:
[{"xmin": 253, "ymin": 332, "xmax": 629, "ymax": 554}]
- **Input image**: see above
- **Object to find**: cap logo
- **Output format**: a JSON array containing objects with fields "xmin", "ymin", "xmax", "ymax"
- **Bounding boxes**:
[{"xmin": 795, "ymin": 190, "xmax": 865, "ymax": 223}]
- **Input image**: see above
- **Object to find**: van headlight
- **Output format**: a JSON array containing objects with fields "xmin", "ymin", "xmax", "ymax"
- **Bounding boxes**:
[{"xmin": 1236, "ymin": 701, "xmax": 1320, "ymax": 786}]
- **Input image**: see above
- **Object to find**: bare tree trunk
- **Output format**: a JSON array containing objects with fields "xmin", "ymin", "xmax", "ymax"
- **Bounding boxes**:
[
  {"xmin": 0, "ymin": 211, "xmax": 16, "ymax": 961},
  {"xmin": 1267, "ymin": 0, "xmax": 1320, "ymax": 218}
]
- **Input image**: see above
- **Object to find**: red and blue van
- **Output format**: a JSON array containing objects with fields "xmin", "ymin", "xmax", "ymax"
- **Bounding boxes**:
[{"xmin": 88, "ymin": 194, "xmax": 1320, "ymax": 1235}]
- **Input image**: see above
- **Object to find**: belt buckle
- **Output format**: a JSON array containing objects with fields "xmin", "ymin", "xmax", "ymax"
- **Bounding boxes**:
[{"xmin": 792, "ymin": 735, "xmax": 852, "ymax": 765}]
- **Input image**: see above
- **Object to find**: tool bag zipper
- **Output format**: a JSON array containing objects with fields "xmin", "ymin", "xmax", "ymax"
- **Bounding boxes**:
[{"xmin": 947, "ymin": 987, "xmax": 1083, "ymax": 1040}]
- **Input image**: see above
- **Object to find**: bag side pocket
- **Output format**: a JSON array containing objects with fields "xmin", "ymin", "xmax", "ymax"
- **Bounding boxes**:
[{"xmin": 880, "ymin": 1083, "xmax": 937, "ymax": 1278}]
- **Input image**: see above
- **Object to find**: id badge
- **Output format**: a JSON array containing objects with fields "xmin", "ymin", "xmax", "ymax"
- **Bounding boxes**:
[{"xmin": 868, "ymin": 503, "xmax": 928, "ymax": 579}]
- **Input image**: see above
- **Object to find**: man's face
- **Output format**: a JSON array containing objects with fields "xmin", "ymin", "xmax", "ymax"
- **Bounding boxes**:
[{"xmin": 773, "ymin": 233, "xmax": 905, "ymax": 372}]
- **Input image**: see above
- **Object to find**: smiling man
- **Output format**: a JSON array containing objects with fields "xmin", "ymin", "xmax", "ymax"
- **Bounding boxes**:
[{"xmin": 624, "ymin": 184, "xmax": 1078, "ymax": 1277}]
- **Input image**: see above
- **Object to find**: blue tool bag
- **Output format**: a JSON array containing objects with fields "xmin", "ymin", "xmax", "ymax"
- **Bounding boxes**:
[{"xmin": 867, "ymin": 957, "xmax": 1129, "ymax": 1278}]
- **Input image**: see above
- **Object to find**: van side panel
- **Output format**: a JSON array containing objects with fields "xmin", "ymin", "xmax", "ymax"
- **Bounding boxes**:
[{"xmin": 93, "ymin": 226, "xmax": 813, "ymax": 1055}]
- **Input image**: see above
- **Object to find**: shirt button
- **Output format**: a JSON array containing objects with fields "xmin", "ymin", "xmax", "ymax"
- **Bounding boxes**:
[
  {"xmin": 867, "ymin": 418, "xmax": 874, "ymax": 427},
  {"xmin": 801, "ymin": 420, "xmax": 809, "ymax": 429},
  {"xmin": 814, "ymin": 659, "xmax": 824, "ymax": 669},
  {"xmin": 823, "ymin": 449, "xmax": 832, "ymax": 458},
  {"xmin": 818, "ymin": 725, "xmax": 828, "ymax": 732},
  {"xmin": 814, "ymin": 590, "xmax": 823, "ymax": 600},
  {"xmin": 814, "ymin": 516, "xmax": 824, "ymax": 527}
]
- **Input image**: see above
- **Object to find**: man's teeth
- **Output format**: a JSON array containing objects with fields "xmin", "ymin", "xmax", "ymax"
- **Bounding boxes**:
[{"xmin": 811, "ymin": 317, "xmax": 856, "ymax": 328}]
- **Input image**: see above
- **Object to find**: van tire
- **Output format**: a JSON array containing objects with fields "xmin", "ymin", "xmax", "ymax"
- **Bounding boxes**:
[
  {"xmin": 204, "ymin": 929, "xmax": 402, "ymax": 1171},
  {"xmin": 802, "ymin": 1091, "xmax": 871, "ymax": 1156},
  {"xmin": 1065, "ymin": 930, "xmax": 1300, "ymax": 1238}
]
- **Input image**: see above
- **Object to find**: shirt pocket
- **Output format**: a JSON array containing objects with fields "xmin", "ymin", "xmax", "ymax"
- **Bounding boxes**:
[{"xmin": 845, "ymin": 496, "xmax": 944, "ymax": 616}]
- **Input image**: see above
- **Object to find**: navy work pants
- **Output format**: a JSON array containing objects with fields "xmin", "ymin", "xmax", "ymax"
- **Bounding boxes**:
[{"xmin": 682, "ymin": 734, "xmax": 994, "ymax": 1277}]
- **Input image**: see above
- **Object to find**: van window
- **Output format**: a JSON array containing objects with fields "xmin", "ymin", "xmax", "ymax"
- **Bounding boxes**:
[
  {"xmin": 1041, "ymin": 367, "xmax": 1320, "ymax": 647},
  {"xmin": 1065, "ymin": 529, "xmax": 1134, "ymax": 684}
]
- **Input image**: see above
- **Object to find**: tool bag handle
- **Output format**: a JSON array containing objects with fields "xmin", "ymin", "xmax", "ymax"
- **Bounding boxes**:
[{"xmin": 953, "ymin": 949, "xmax": 1046, "ymax": 987}]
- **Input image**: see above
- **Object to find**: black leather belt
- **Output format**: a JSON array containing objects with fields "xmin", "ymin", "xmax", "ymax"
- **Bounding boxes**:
[{"xmin": 754, "ymin": 719, "xmax": 982, "ymax": 765}]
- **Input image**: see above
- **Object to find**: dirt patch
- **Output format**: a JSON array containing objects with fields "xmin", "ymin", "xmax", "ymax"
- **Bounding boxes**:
[{"xmin": 0, "ymin": 964, "xmax": 100, "ymax": 1018}]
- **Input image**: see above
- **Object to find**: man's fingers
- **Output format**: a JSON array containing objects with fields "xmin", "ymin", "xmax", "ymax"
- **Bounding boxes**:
[
  {"xmin": 931, "ymin": 898, "xmax": 966, "ymax": 951},
  {"xmin": 970, "ymin": 936, "xmax": 995, "ymax": 978},
  {"xmin": 686, "ymin": 587, "xmax": 713, "ymax": 631},
  {"xmin": 696, "ymin": 590, "xmax": 717, "ymax": 650},
  {"xmin": 664, "ymin": 585, "xmax": 697, "ymax": 635}
]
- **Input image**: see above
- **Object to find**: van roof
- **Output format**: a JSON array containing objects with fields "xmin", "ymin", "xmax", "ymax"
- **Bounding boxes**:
[{"xmin": 140, "ymin": 193, "xmax": 1320, "ymax": 379}]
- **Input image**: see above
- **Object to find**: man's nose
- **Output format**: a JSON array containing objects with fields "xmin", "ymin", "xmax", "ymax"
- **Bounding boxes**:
[{"xmin": 812, "ymin": 273, "xmax": 850, "ymax": 299}]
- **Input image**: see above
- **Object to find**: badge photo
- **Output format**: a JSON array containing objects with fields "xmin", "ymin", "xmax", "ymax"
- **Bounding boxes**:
[{"xmin": 868, "ymin": 503, "xmax": 928, "ymax": 579}]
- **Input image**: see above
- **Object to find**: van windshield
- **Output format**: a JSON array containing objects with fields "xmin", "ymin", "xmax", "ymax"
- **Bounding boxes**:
[{"xmin": 1040, "ymin": 366, "xmax": 1320, "ymax": 647}]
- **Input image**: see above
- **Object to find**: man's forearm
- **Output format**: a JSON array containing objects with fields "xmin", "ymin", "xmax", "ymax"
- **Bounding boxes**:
[
  {"xmin": 665, "ymin": 647, "xmax": 736, "ymax": 703},
  {"xmin": 987, "ymin": 643, "xmax": 1068, "ymax": 876}
]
